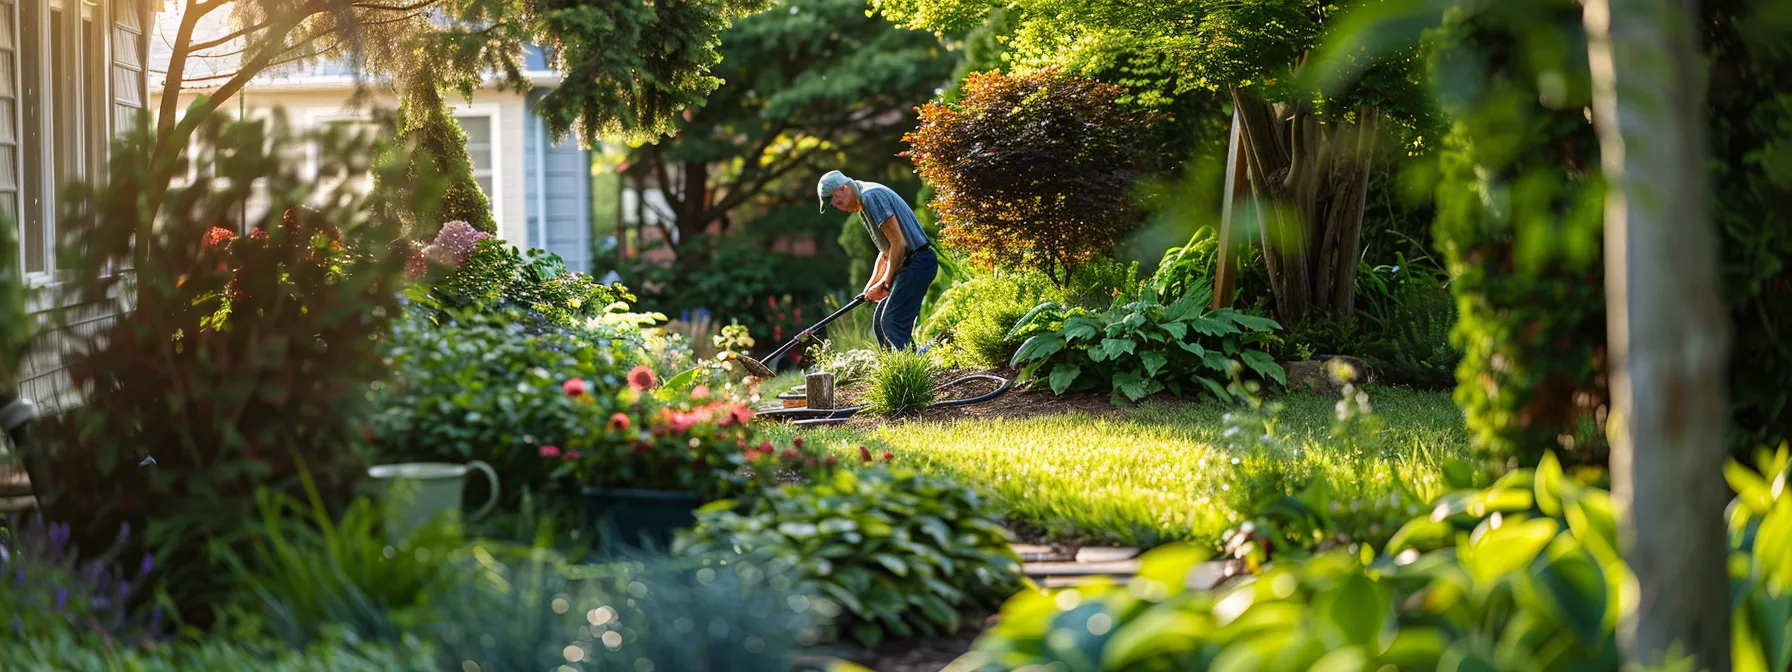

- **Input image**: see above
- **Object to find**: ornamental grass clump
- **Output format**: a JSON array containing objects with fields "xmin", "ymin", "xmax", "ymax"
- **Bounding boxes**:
[{"xmin": 863, "ymin": 349, "xmax": 937, "ymax": 416}]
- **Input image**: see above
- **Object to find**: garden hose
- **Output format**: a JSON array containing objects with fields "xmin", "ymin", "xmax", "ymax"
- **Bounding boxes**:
[{"xmin": 754, "ymin": 373, "xmax": 1014, "ymax": 426}]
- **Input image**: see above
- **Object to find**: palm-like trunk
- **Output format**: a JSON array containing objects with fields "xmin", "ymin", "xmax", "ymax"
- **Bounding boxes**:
[
  {"xmin": 1230, "ymin": 89, "xmax": 1380, "ymax": 326},
  {"xmin": 1584, "ymin": 0, "xmax": 1731, "ymax": 668}
]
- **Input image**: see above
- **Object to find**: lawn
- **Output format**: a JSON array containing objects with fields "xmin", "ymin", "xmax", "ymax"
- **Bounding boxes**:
[{"xmin": 778, "ymin": 386, "xmax": 1468, "ymax": 548}]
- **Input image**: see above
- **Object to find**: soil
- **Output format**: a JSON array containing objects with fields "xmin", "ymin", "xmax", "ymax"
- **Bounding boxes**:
[{"xmin": 795, "ymin": 615, "xmax": 993, "ymax": 672}]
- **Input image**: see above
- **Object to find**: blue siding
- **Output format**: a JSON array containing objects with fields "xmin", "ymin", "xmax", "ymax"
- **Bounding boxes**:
[{"xmin": 524, "ymin": 91, "xmax": 593, "ymax": 274}]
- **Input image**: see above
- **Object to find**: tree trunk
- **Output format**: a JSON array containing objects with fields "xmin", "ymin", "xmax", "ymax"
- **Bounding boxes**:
[
  {"xmin": 1585, "ymin": 0, "xmax": 1732, "ymax": 668},
  {"xmin": 1230, "ymin": 90, "xmax": 1379, "ymax": 327}
]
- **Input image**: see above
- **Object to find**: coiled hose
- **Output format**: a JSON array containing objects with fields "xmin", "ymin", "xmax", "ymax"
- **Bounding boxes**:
[{"xmin": 754, "ymin": 373, "xmax": 1013, "ymax": 427}]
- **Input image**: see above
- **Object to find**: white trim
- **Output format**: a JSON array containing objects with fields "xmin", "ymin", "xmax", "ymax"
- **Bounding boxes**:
[
  {"xmin": 163, "ymin": 70, "xmax": 565, "ymax": 95},
  {"xmin": 298, "ymin": 101, "xmax": 506, "ymax": 236}
]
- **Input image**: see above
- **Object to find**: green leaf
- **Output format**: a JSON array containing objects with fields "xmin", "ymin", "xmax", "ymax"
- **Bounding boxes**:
[
  {"xmin": 915, "ymin": 594, "xmax": 960, "ymax": 631},
  {"xmin": 1102, "ymin": 609, "xmax": 1210, "ymax": 668},
  {"xmin": 1010, "ymin": 332, "xmax": 1067, "ymax": 367},
  {"xmin": 1049, "ymin": 364, "xmax": 1083, "ymax": 395},
  {"xmin": 1101, "ymin": 338, "xmax": 1137, "ymax": 359},
  {"xmin": 1176, "ymin": 340, "xmax": 1205, "ymax": 357},
  {"xmin": 1219, "ymin": 310, "xmax": 1282, "ymax": 332},
  {"xmin": 1140, "ymin": 351, "xmax": 1169, "ymax": 378},
  {"xmin": 1162, "ymin": 321, "xmax": 1189, "ymax": 340},
  {"xmin": 1062, "ymin": 315, "xmax": 1102, "ymax": 342},
  {"xmin": 872, "ymin": 554, "xmax": 910, "ymax": 577},
  {"xmin": 1200, "ymin": 350, "xmax": 1234, "ymax": 373},
  {"xmin": 1467, "ymin": 518, "xmax": 1558, "ymax": 584},
  {"xmin": 1187, "ymin": 317, "xmax": 1241, "ymax": 337},
  {"xmin": 852, "ymin": 622, "xmax": 885, "ymax": 649},
  {"xmin": 1238, "ymin": 350, "xmax": 1284, "ymax": 385},
  {"xmin": 822, "ymin": 582, "xmax": 865, "ymax": 616},
  {"xmin": 1727, "ymin": 459, "xmax": 1776, "ymax": 513},
  {"xmin": 1529, "ymin": 537, "xmax": 1608, "ymax": 644},
  {"xmin": 1386, "ymin": 518, "xmax": 1453, "ymax": 553},
  {"xmin": 1317, "ymin": 573, "xmax": 1386, "ymax": 648},
  {"xmin": 1006, "ymin": 301, "xmax": 1063, "ymax": 339},
  {"xmin": 1116, "ymin": 370, "xmax": 1153, "ymax": 402},
  {"xmin": 778, "ymin": 522, "xmax": 819, "ymax": 540},
  {"xmin": 1195, "ymin": 376, "xmax": 1231, "ymax": 402},
  {"xmin": 1534, "ymin": 451, "xmax": 1566, "ymax": 518}
]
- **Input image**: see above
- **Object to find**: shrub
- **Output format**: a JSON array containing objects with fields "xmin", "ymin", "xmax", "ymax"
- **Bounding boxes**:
[
  {"xmin": 428, "ymin": 542, "xmax": 824, "ymax": 671},
  {"xmin": 428, "ymin": 234, "xmax": 634, "ymax": 335},
  {"xmin": 0, "ymin": 217, "xmax": 26, "ymax": 392},
  {"xmin": 863, "ymin": 349, "xmax": 938, "ymax": 416},
  {"xmin": 1008, "ymin": 280, "xmax": 1284, "ymax": 405},
  {"xmin": 388, "ymin": 72, "xmax": 496, "ymax": 235},
  {"xmin": 0, "ymin": 516, "xmax": 162, "ymax": 647},
  {"xmin": 904, "ymin": 68, "xmax": 1152, "ymax": 285},
  {"xmin": 5, "ymin": 628, "xmax": 435, "ymax": 671},
  {"xmin": 675, "ymin": 467, "xmax": 1024, "ymax": 649},
  {"xmin": 227, "ymin": 477, "xmax": 469, "ymax": 648},
  {"xmin": 24, "ymin": 111, "xmax": 418, "ymax": 625},
  {"xmin": 371, "ymin": 306, "xmax": 632, "ymax": 502},
  {"xmin": 920, "ymin": 269, "xmax": 1061, "ymax": 370}
]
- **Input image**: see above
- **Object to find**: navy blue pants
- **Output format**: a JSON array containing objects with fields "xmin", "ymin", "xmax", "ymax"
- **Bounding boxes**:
[{"xmin": 872, "ymin": 247, "xmax": 938, "ymax": 351}]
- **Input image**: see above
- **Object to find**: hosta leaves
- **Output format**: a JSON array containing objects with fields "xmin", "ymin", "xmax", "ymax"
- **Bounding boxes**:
[
  {"xmin": 1217, "ymin": 309, "xmax": 1281, "ymax": 332},
  {"xmin": 1101, "ymin": 338, "xmax": 1136, "ymax": 359},
  {"xmin": 1187, "ymin": 317, "xmax": 1240, "ymax": 337},
  {"xmin": 1239, "ymin": 350, "xmax": 1284, "ymax": 385},
  {"xmin": 1007, "ymin": 301, "xmax": 1064, "ymax": 339},
  {"xmin": 1010, "ymin": 332, "xmax": 1067, "ymax": 367},
  {"xmin": 1061, "ymin": 315, "xmax": 1102, "ymax": 342},
  {"xmin": 1115, "ymin": 370, "xmax": 1155, "ymax": 402},
  {"xmin": 1140, "ymin": 351, "xmax": 1168, "ymax": 378},
  {"xmin": 1195, "ymin": 376, "xmax": 1231, "ymax": 401},
  {"xmin": 1049, "ymin": 364, "xmax": 1083, "ymax": 395},
  {"xmin": 1162, "ymin": 321, "xmax": 1189, "ymax": 340}
]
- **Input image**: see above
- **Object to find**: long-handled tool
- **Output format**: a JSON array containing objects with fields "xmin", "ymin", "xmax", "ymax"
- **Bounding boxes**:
[{"xmin": 730, "ymin": 294, "xmax": 870, "ymax": 378}]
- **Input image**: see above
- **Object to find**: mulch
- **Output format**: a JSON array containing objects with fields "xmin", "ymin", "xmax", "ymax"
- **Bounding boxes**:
[{"xmin": 828, "ymin": 367, "xmax": 1146, "ymax": 428}]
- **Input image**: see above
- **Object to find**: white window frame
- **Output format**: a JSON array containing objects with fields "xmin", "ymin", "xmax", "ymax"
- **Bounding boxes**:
[
  {"xmin": 17, "ymin": 0, "xmax": 111, "ymax": 287},
  {"xmin": 301, "ymin": 101, "xmax": 503, "ymax": 231}
]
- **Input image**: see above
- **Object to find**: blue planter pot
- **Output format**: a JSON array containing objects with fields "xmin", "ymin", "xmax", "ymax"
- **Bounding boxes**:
[{"xmin": 581, "ymin": 486, "xmax": 701, "ymax": 552}]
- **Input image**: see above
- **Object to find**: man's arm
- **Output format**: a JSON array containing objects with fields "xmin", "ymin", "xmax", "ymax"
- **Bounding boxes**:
[
  {"xmin": 878, "ymin": 215, "xmax": 907, "ymax": 287},
  {"xmin": 865, "ymin": 251, "xmax": 888, "ymax": 295}
]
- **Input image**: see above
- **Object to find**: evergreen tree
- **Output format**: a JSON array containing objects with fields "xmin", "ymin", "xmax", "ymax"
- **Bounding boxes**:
[{"xmin": 392, "ymin": 72, "xmax": 496, "ymax": 236}]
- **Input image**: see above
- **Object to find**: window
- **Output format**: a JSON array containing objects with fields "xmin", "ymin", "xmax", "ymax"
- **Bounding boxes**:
[
  {"xmin": 13, "ymin": 0, "xmax": 108, "ymax": 278},
  {"xmin": 456, "ymin": 114, "xmax": 494, "ymax": 205}
]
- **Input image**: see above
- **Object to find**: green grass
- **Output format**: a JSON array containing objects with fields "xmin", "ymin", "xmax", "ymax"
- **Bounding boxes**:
[{"xmin": 777, "ymin": 386, "xmax": 1467, "ymax": 548}]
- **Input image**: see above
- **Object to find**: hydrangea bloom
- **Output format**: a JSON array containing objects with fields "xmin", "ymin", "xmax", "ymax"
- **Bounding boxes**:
[{"xmin": 432, "ymin": 220, "xmax": 491, "ymax": 263}]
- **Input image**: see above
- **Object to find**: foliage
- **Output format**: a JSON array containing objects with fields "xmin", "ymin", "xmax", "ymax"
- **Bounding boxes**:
[
  {"xmin": 863, "ymin": 349, "xmax": 938, "ymax": 416},
  {"xmin": 675, "ymin": 466, "xmax": 1023, "ymax": 649},
  {"xmin": 781, "ymin": 388, "xmax": 1465, "ymax": 547},
  {"xmin": 389, "ymin": 73, "xmax": 495, "ymax": 235},
  {"xmin": 622, "ymin": 0, "xmax": 956, "ymax": 260},
  {"xmin": 1706, "ymin": 0, "xmax": 1792, "ymax": 456},
  {"xmin": 2, "ymin": 628, "xmax": 435, "ymax": 672},
  {"xmin": 623, "ymin": 235, "xmax": 829, "ymax": 351},
  {"xmin": 564, "ymin": 373, "xmax": 819, "ymax": 498},
  {"xmin": 1725, "ymin": 443, "xmax": 1792, "ymax": 672},
  {"xmin": 809, "ymin": 344, "xmax": 883, "ymax": 386},
  {"xmin": 1007, "ymin": 280, "xmax": 1285, "ymax": 406},
  {"xmin": 370, "ymin": 305, "xmax": 630, "ymax": 499},
  {"xmin": 1350, "ymin": 258, "xmax": 1461, "ymax": 389},
  {"xmin": 227, "ymin": 474, "xmax": 469, "ymax": 648},
  {"xmin": 920, "ymin": 269, "xmax": 1062, "ymax": 370},
  {"xmin": 904, "ymin": 68, "xmax": 1152, "ymax": 285},
  {"xmin": 1422, "ymin": 0, "xmax": 1610, "ymax": 470},
  {"xmin": 23, "ymin": 112, "xmax": 418, "ymax": 625},
  {"xmin": 427, "ymin": 232, "xmax": 635, "ymax": 335},
  {"xmin": 0, "ymin": 516, "xmax": 162, "ymax": 647},
  {"xmin": 428, "ymin": 541, "xmax": 825, "ymax": 671},
  {"xmin": 0, "ymin": 215, "xmax": 26, "ymax": 393}
]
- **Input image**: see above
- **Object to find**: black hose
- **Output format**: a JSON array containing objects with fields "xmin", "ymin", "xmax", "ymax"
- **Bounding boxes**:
[{"xmin": 756, "ymin": 374, "xmax": 1014, "ymax": 425}]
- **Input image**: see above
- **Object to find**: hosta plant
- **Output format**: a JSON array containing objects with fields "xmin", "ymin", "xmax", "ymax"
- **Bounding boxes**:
[
  {"xmin": 674, "ymin": 467, "xmax": 1024, "ymax": 649},
  {"xmin": 1007, "ymin": 279, "xmax": 1284, "ymax": 405}
]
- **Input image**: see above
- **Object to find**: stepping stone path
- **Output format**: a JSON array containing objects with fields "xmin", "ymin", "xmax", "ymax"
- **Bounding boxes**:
[{"xmin": 1013, "ymin": 543, "xmax": 1236, "ymax": 591}]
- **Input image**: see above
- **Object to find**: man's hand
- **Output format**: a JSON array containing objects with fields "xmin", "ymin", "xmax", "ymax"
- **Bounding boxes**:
[{"xmin": 867, "ymin": 282, "xmax": 891, "ymax": 302}]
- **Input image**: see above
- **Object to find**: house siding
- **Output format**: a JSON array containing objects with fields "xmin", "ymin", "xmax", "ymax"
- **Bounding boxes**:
[{"xmin": 523, "ymin": 91, "xmax": 592, "ymax": 273}]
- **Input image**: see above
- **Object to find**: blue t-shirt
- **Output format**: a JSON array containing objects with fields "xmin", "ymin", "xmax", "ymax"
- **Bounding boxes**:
[{"xmin": 855, "ymin": 182, "xmax": 929, "ymax": 255}]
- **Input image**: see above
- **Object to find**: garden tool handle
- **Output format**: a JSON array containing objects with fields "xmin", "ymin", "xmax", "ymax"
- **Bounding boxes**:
[{"xmin": 764, "ymin": 294, "xmax": 869, "ymax": 365}]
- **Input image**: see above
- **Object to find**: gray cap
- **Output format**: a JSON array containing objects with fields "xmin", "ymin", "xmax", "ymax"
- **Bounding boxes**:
[{"xmin": 817, "ymin": 170, "xmax": 853, "ymax": 213}]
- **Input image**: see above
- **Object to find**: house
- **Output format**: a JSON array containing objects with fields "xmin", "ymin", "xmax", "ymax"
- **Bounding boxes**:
[
  {"xmin": 5, "ymin": 0, "xmax": 154, "ymax": 410},
  {"xmin": 146, "ymin": 11, "xmax": 604, "ymax": 274}
]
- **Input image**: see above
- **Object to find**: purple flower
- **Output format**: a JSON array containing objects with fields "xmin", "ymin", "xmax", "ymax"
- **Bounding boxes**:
[
  {"xmin": 138, "ymin": 554, "xmax": 155, "ymax": 578},
  {"xmin": 55, "ymin": 588, "xmax": 68, "ymax": 610},
  {"xmin": 432, "ymin": 221, "xmax": 493, "ymax": 264}
]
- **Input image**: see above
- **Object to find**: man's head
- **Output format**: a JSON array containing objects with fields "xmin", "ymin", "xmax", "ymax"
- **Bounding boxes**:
[{"xmin": 817, "ymin": 170, "xmax": 860, "ymax": 213}]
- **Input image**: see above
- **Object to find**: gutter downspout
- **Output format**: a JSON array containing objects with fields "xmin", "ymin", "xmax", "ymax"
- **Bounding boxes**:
[{"xmin": 534, "ymin": 104, "xmax": 548, "ymax": 252}]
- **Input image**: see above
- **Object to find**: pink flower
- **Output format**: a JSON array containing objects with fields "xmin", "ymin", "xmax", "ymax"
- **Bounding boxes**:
[
  {"xmin": 609, "ymin": 413, "xmax": 631, "ymax": 432},
  {"xmin": 563, "ymin": 378, "xmax": 587, "ymax": 397},
  {"xmin": 628, "ymin": 366, "xmax": 657, "ymax": 391},
  {"xmin": 729, "ymin": 406, "xmax": 754, "ymax": 425},
  {"xmin": 433, "ymin": 220, "xmax": 492, "ymax": 263},
  {"xmin": 691, "ymin": 384, "xmax": 710, "ymax": 400},
  {"xmin": 203, "ymin": 226, "xmax": 237, "ymax": 249},
  {"xmin": 539, "ymin": 445, "xmax": 561, "ymax": 458}
]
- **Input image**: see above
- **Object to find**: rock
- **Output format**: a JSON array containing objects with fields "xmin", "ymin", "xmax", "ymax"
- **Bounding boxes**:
[
  {"xmin": 1280, "ymin": 356, "xmax": 1373, "ymax": 396},
  {"xmin": 1075, "ymin": 547, "xmax": 1141, "ymax": 563}
]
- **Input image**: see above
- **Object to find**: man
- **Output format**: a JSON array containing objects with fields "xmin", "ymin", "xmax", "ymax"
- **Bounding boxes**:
[{"xmin": 817, "ymin": 170, "xmax": 937, "ymax": 352}]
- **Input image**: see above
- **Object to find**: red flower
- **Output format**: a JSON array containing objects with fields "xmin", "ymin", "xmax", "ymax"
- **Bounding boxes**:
[
  {"xmin": 203, "ymin": 226, "xmax": 237, "ymax": 249},
  {"xmin": 539, "ymin": 445, "xmax": 561, "ymax": 458},
  {"xmin": 737, "ymin": 438, "xmax": 748, "ymax": 448},
  {"xmin": 775, "ymin": 326, "xmax": 783, "ymax": 341},
  {"xmin": 249, "ymin": 227, "xmax": 268, "ymax": 240},
  {"xmin": 609, "ymin": 413, "xmax": 631, "ymax": 432},
  {"xmin": 729, "ymin": 406, "xmax": 754, "ymax": 425},
  {"xmin": 759, "ymin": 442, "xmax": 775, "ymax": 455},
  {"xmin": 628, "ymin": 366, "xmax": 657, "ymax": 391},
  {"xmin": 825, "ymin": 455, "xmax": 838, "ymax": 466},
  {"xmin": 783, "ymin": 449, "xmax": 801, "ymax": 460},
  {"xmin": 565, "ymin": 451, "xmax": 581, "ymax": 461},
  {"xmin": 691, "ymin": 384, "xmax": 710, "ymax": 400},
  {"xmin": 859, "ymin": 446, "xmax": 873, "ymax": 463},
  {"xmin": 564, "ymin": 378, "xmax": 588, "ymax": 397},
  {"xmin": 793, "ymin": 437, "xmax": 805, "ymax": 449},
  {"xmin": 635, "ymin": 441, "xmax": 653, "ymax": 455},
  {"xmin": 692, "ymin": 457, "xmax": 709, "ymax": 471},
  {"xmin": 882, "ymin": 452, "xmax": 895, "ymax": 462}
]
